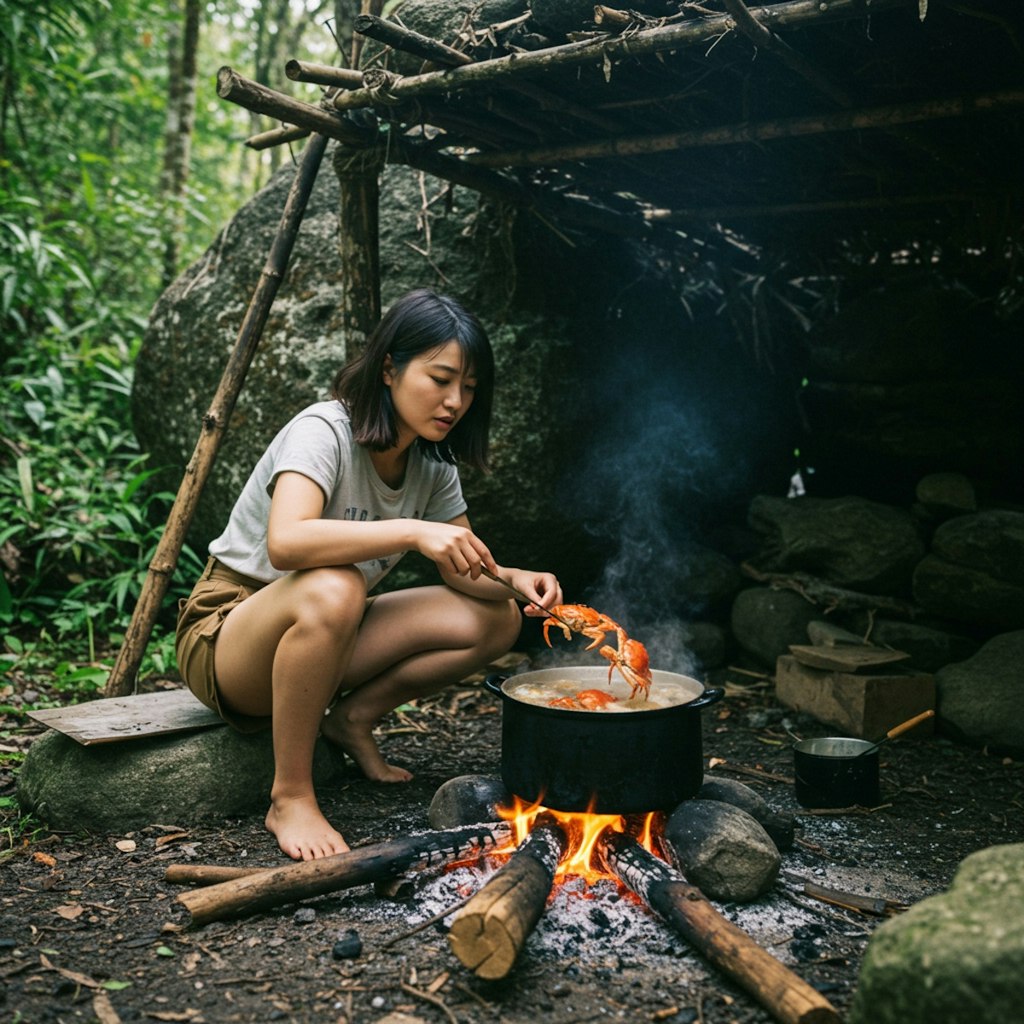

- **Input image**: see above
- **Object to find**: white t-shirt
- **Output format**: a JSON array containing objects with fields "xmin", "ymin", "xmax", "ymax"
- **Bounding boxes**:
[{"xmin": 208, "ymin": 401, "xmax": 468, "ymax": 587}]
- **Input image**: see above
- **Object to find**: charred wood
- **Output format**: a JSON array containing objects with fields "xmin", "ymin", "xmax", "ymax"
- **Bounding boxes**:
[
  {"xmin": 176, "ymin": 822, "xmax": 512, "ymax": 926},
  {"xmin": 165, "ymin": 864, "xmax": 266, "ymax": 885},
  {"xmin": 448, "ymin": 816, "xmax": 568, "ymax": 980},
  {"xmin": 599, "ymin": 831, "xmax": 841, "ymax": 1024}
]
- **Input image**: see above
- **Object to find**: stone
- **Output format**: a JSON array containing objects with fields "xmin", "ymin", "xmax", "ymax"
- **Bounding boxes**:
[
  {"xmin": 849, "ymin": 843, "xmax": 1024, "ymax": 1024},
  {"xmin": 747, "ymin": 495, "xmax": 926, "ymax": 594},
  {"xmin": 663, "ymin": 799, "xmax": 780, "ymax": 902},
  {"xmin": 332, "ymin": 929, "xmax": 363, "ymax": 960},
  {"xmin": 935, "ymin": 630, "xmax": 1024, "ymax": 757},
  {"xmin": 428, "ymin": 774, "xmax": 510, "ymax": 829},
  {"xmin": 16, "ymin": 727, "xmax": 345, "ymax": 832},
  {"xmin": 915, "ymin": 472, "xmax": 977, "ymax": 517},
  {"xmin": 696, "ymin": 776, "xmax": 796, "ymax": 851},
  {"xmin": 730, "ymin": 586, "xmax": 820, "ymax": 668},
  {"xmin": 846, "ymin": 614, "xmax": 978, "ymax": 673},
  {"xmin": 931, "ymin": 510, "xmax": 1024, "ymax": 585},
  {"xmin": 913, "ymin": 555, "xmax": 1024, "ymax": 632}
]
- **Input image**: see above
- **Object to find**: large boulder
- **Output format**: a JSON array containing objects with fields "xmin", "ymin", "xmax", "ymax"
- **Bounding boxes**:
[
  {"xmin": 132, "ymin": 156, "xmax": 579, "ymax": 587},
  {"xmin": 17, "ymin": 727, "xmax": 344, "ymax": 832},
  {"xmin": 912, "ymin": 511, "xmax": 1024, "ymax": 631},
  {"xmin": 935, "ymin": 630, "xmax": 1024, "ymax": 756},
  {"xmin": 747, "ymin": 495, "xmax": 925, "ymax": 594},
  {"xmin": 849, "ymin": 843, "xmax": 1024, "ymax": 1024}
]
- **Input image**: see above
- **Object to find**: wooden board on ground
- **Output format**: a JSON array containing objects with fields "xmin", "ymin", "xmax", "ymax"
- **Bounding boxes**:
[
  {"xmin": 27, "ymin": 689, "xmax": 224, "ymax": 746},
  {"xmin": 788, "ymin": 644, "xmax": 910, "ymax": 672}
]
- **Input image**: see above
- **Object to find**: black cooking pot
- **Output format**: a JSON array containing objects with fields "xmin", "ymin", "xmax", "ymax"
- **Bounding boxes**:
[{"xmin": 484, "ymin": 666, "xmax": 724, "ymax": 814}]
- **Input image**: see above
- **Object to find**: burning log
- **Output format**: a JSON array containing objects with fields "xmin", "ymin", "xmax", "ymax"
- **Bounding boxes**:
[
  {"xmin": 448, "ymin": 815, "xmax": 568, "ymax": 980},
  {"xmin": 599, "ymin": 831, "xmax": 841, "ymax": 1024},
  {"xmin": 175, "ymin": 822, "xmax": 511, "ymax": 927}
]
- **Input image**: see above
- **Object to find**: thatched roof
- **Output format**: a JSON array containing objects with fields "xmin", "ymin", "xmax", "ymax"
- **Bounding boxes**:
[{"xmin": 222, "ymin": 0, "xmax": 1024, "ymax": 302}]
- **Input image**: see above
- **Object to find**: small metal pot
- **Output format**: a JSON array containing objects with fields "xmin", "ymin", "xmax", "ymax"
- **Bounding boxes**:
[
  {"xmin": 793, "ymin": 737, "xmax": 881, "ymax": 809},
  {"xmin": 484, "ymin": 666, "xmax": 724, "ymax": 814}
]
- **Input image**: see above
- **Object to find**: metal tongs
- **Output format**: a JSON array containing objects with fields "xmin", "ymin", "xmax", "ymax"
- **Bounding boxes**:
[{"xmin": 479, "ymin": 567, "xmax": 574, "ymax": 631}]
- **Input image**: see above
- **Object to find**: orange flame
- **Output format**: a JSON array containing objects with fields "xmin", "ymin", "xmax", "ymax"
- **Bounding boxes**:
[{"xmin": 497, "ymin": 795, "xmax": 664, "ymax": 886}]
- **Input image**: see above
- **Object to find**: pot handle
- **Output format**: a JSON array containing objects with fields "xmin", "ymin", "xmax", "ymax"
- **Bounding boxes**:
[
  {"xmin": 687, "ymin": 686, "xmax": 725, "ymax": 709},
  {"xmin": 483, "ymin": 673, "xmax": 508, "ymax": 697}
]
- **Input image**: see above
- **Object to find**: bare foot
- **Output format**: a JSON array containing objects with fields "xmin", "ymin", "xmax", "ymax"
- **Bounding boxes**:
[
  {"xmin": 265, "ymin": 794, "xmax": 350, "ymax": 861},
  {"xmin": 321, "ymin": 712, "xmax": 413, "ymax": 783}
]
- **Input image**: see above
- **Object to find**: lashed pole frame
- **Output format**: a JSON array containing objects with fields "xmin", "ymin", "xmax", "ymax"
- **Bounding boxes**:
[{"xmin": 105, "ymin": 132, "xmax": 332, "ymax": 697}]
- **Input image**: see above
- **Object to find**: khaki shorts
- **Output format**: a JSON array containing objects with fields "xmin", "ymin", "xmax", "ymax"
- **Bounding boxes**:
[{"xmin": 175, "ymin": 556, "xmax": 270, "ymax": 733}]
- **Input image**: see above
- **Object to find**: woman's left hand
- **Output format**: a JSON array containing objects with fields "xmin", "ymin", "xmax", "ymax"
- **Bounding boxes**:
[{"xmin": 508, "ymin": 569, "xmax": 563, "ymax": 617}]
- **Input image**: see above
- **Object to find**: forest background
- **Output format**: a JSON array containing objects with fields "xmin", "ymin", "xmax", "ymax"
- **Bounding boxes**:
[{"xmin": 0, "ymin": 0, "xmax": 376, "ymax": 831}]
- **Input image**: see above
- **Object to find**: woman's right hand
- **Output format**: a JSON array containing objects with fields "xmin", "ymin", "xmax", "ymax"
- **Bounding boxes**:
[{"xmin": 416, "ymin": 517, "xmax": 495, "ymax": 578}]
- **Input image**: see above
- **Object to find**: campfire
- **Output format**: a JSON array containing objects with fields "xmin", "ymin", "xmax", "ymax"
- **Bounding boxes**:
[{"xmin": 168, "ymin": 791, "xmax": 840, "ymax": 1024}]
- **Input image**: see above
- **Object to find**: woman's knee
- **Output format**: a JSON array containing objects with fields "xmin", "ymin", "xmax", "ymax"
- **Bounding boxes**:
[
  {"xmin": 291, "ymin": 566, "xmax": 367, "ymax": 633},
  {"xmin": 479, "ymin": 597, "xmax": 522, "ymax": 653}
]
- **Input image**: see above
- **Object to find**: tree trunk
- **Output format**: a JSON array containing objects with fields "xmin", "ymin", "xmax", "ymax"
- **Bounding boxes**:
[{"xmin": 161, "ymin": 0, "xmax": 201, "ymax": 288}]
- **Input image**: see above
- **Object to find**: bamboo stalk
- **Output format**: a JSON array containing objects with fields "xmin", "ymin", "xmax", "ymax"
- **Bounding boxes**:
[
  {"xmin": 465, "ymin": 89, "xmax": 1024, "ymax": 167},
  {"xmin": 284, "ymin": 60, "xmax": 364, "ymax": 88},
  {"xmin": 245, "ymin": 125, "xmax": 311, "ymax": 150},
  {"xmin": 599, "ymin": 831, "xmax": 841, "ymax": 1024},
  {"xmin": 103, "ymin": 130, "xmax": 331, "ymax": 698},
  {"xmin": 217, "ymin": 67, "xmax": 372, "ymax": 146},
  {"xmin": 176, "ymin": 822, "xmax": 512, "ymax": 926},
  {"xmin": 448, "ymin": 817, "xmax": 567, "ymax": 979},
  {"xmin": 355, "ymin": 12, "xmax": 473, "ymax": 66},
  {"xmin": 331, "ymin": 0, "xmax": 909, "ymax": 110}
]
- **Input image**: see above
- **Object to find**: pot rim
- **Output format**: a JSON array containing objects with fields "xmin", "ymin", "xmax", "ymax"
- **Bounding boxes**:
[
  {"xmin": 487, "ymin": 665, "xmax": 721, "ymax": 717},
  {"xmin": 794, "ymin": 736, "xmax": 877, "ymax": 759}
]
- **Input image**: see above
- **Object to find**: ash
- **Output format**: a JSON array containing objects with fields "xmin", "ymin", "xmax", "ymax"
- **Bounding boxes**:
[{"xmin": 352, "ymin": 851, "xmax": 844, "ymax": 974}]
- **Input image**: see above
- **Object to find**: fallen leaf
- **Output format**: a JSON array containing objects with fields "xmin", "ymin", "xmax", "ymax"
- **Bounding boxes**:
[
  {"xmin": 154, "ymin": 833, "xmax": 190, "ymax": 848},
  {"xmin": 147, "ymin": 1010, "xmax": 203, "ymax": 1021},
  {"xmin": 115, "ymin": 840, "xmax": 137, "ymax": 853},
  {"xmin": 32, "ymin": 851, "xmax": 58, "ymax": 868},
  {"xmin": 55, "ymin": 904, "xmax": 85, "ymax": 921},
  {"xmin": 40, "ymin": 953, "xmax": 99, "ymax": 989},
  {"xmin": 708, "ymin": 757, "xmax": 727, "ymax": 768},
  {"xmin": 93, "ymin": 989, "xmax": 122, "ymax": 1024}
]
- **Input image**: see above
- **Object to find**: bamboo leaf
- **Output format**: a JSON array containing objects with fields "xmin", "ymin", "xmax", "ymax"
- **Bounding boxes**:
[
  {"xmin": 81, "ymin": 167, "xmax": 97, "ymax": 212},
  {"xmin": 16, "ymin": 458, "xmax": 34, "ymax": 512}
]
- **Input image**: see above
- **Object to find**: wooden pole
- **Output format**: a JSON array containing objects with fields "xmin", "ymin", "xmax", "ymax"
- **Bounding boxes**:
[
  {"xmin": 331, "ymin": 0, "xmax": 909, "ymax": 111},
  {"xmin": 176, "ymin": 822, "xmax": 512, "ymax": 926},
  {"xmin": 599, "ymin": 831, "xmax": 841, "ymax": 1024},
  {"xmin": 285, "ymin": 60, "xmax": 364, "ymax": 88},
  {"xmin": 245, "ymin": 125, "xmax": 311, "ymax": 150},
  {"xmin": 103, "ymin": 131, "xmax": 331, "ymax": 698},
  {"xmin": 465, "ymin": 89, "xmax": 1024, "ymax": 167},
  {"xmin": 448, "ymin": 816, "xmax": 567, "ymax": 979},
  {"xmin": 165, "ymin": 864, "xmax": 266, "ymax": 885}
]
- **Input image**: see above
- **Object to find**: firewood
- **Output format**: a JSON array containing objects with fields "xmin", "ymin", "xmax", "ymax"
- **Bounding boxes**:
[
  {"xmin": 448, "ymin": 816, "xmax": 568, "ymax": 980},
  {"xmin": 165, "ymin": 864, "xmax": 266, "ymax": 886},
  {"xmin": 176, "ymin": 822, "xmax": 511, "ymax": 927},
  {"xmin": 599, "ymin": 831, "xmax": 841, "ymax": 1024}
]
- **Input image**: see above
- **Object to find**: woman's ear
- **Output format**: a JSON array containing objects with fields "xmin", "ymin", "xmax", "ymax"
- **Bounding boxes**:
[{"xmin": 382, "ymin": 354, "xmax": 395, "ymax": 385}]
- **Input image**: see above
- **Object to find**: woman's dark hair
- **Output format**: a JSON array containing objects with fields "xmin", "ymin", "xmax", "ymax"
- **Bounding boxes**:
[{"xmin": 332, "ymin": 288, "xmax": 494, "ymax": 472}]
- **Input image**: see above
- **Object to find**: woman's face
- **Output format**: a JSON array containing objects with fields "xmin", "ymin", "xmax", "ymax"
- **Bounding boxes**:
[{"xmin": 384, "ymin": 340, "xmax": 477, "ymax": 448}]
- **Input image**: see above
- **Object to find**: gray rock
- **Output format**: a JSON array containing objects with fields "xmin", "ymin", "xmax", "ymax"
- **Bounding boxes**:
[
  {"xmin": 428, "ymin": 774, "xmax": 509, "ymax": 829},
  {"xmin": 935, "ymin": 631, "xmax": 1024, "ymax": 757},
  {"xmin": 17, "ymin": 727, "xmax": 344, "ymax": 832},
  {"xmin": 931, "ymin": 510, "xmax": 1024, "ymax": 587},
  {"xmin": 663, "ymin": 799, "xmax": 780, "ymax": 902},
  {"xmin": 915, "ymin": 472, "xmax": 977, "ymax": 518},
  {"xmin": 748, "ymin": 495, "xmax": 925, "ymax": 594},
  {"xmin": 913, "ymin": 555, "xmax": 1024, "ymax": 631},
  {"xmin": 845, "ymin": 614, "xmax": 978, "ymax": 673},
  {"xmin": 671, "ymin": 544, "xmax": 744, "ymax": 618},
  {"xmin": 849, "ymin": 843, "xmax": 1024, "ymax": 1024},
  {"xmin": 730, "ymin": 586, "xmax": 819, "ymax": 668},
  {"xmin": 132, "ymin": 157, "xmax": 579, "ymax": 583},
  {"xmin": 696, "ymin": 776, "xmax": 796, "ymax": 851}
]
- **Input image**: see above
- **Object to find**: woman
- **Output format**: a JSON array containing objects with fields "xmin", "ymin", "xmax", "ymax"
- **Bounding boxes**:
[{"xmin": 176, "ymin": 289, "xmax": 562, "ymax": 861}]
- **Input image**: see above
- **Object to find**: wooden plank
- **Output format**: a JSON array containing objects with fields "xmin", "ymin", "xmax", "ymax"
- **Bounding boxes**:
[
  {"xmin": 27, "ymin": 689, "xmax": 224, "ymax": 746},
  {"xmin": 788, "ymin": 644, "xmax": 910, "ymax": 672}
]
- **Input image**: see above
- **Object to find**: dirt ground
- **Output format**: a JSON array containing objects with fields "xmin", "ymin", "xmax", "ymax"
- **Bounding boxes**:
[{"xmin": 3, "ymin": 659, "xmax": 1024, "ymax": 1024}]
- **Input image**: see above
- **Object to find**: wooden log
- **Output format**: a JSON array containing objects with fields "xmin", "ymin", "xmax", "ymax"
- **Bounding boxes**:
[
  {"xmin": 245, "ymin": 125, "xmax": 311, "ymax": 150},
  {"xmin": 165, "ymin": 864, "xmax": 266, "ymax": 886},
  {"xmin": 466, "ymin": 88, "xmax": 1024, "ymax": 167},
  {"xmin": 448, "ymin": 816, "xmax": 568, "ymax": 980},
  {"xmin": 354, "ymin": 12, "xmax": 474, "ymax": 67},
  {"xmin": 599, "ymin": 831, "xmax": 841, "ymax": 1024},
  {"xmin": 103, "ymin": 130, "xmax": 332, "ymax": 697},
  {"xmin": 284, "ymin": 60, "xmax": 364, "ymax": 88},
  {"xmin": 176, "ymin": 822, "xmax": 511, "ymax": 926},
  {"xmin": 332, "ymin": 0, "xmax": 908, "ymax": 110}
]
